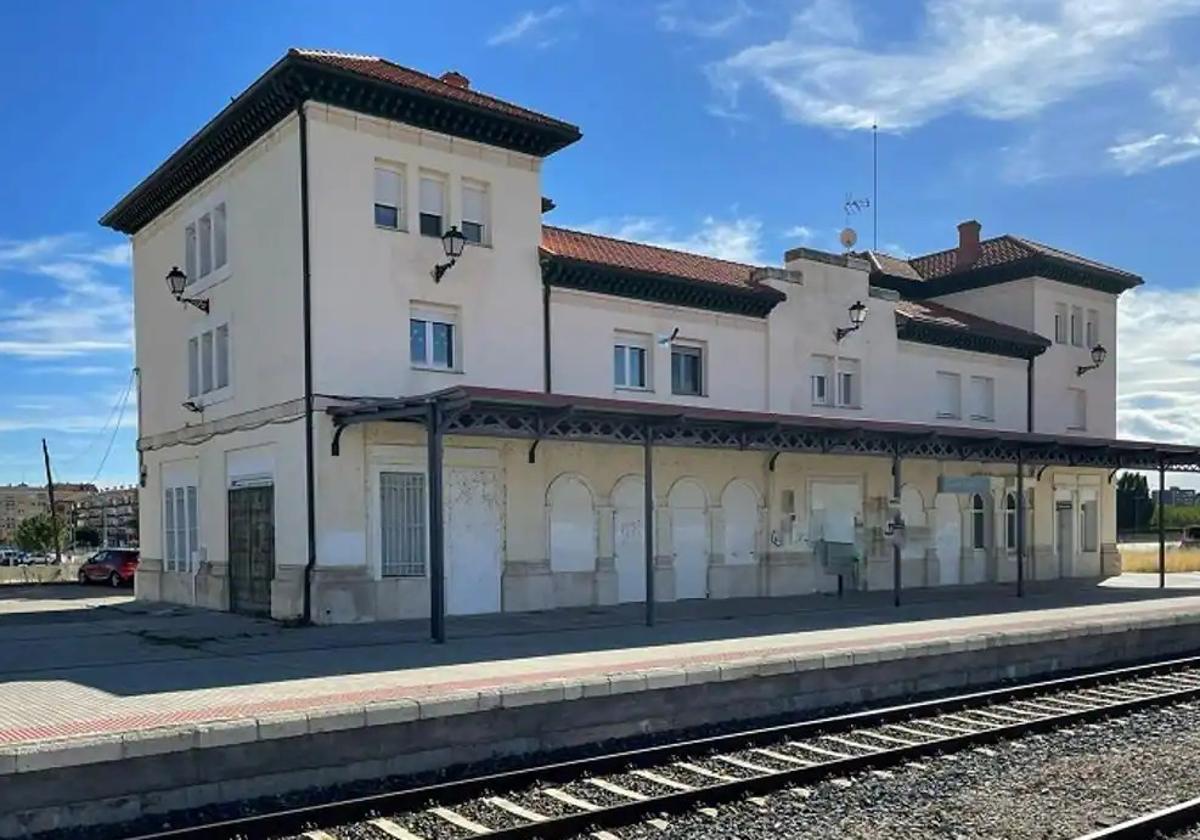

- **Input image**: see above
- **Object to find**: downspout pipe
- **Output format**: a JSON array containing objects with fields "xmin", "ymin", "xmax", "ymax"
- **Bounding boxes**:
[
  {"xmin": 542, "ymin": 274, "xmax": 552, "ymax": 393},
  {"xmin": 1026, "ymin": 356, "xmax": 1035, "ymax": 433},
  {"xmin": 298, "ymin": 102, "xmax": 317, "ymax": 625}
]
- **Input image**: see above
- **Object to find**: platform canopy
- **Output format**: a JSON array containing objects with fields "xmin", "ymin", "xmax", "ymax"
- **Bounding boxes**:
[{"xmin": 327, "ymin": 386, "xmax": 1200, "ymax": 472}]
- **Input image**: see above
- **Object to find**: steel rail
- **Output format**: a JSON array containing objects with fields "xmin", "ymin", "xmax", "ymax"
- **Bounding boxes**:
[
  {"xmin": 1072, "ymin": 794, "xmax": 1200, "ymax": 839},
  {"xmin": 122, "ymin": 653, "xmax": 1200, "ymax": 840}
]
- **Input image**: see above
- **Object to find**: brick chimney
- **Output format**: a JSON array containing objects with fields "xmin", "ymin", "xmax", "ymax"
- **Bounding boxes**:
[
  {"xmin": 955, "ymin": 219, "xmax": 982, "ymax": 270},
  {"xmin": 439, "ymin": 70, "xmax": 470, "ymax": 89}
]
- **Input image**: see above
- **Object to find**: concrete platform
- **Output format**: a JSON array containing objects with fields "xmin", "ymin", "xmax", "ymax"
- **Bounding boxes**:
[{"xmin": 5, "ymin": 576, "xmax": 1200, "ymax": 836}]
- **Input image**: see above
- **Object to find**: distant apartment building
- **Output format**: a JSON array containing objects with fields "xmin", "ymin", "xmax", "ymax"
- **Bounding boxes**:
[
  {"xmin": 1152, "ymin": 486, "xmax": 1199, "ymax": 506},
  {"xmin": 74, "ymin": 486, "xmax": 140, "ymax": 547},
  {"xmin": 0, "ymin": 483, "xmax": 97, "ymax": 544}
]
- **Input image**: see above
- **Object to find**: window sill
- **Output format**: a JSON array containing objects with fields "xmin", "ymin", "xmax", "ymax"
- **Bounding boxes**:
[
  {"xmin": 411, "ymin": 365, "xmax": 464, "ymax": 375},
  {"xmin": 615, "ymin": 385, "xmax": 652, "ymax": 393},
  {"xmin": 970, "ymin": 415, "xmax": 995, "ymax": 422},
  {"xmin": 375, "ymin": 224, "xmax": 408, "ymax": 234},
  {"xmin": 188, "ymin": 388, "xmax": 233, "ymax": 410},
  {"xmin": 671, "ymin": 391, "xmax": 707, "ymax": 398},
  {"xmin": 936, "ymin": 413, "xmax": 961, "ymax": 420},
  {"xmin": 188, "ymin": 265, "xmax": 232, "ymax": 297}
]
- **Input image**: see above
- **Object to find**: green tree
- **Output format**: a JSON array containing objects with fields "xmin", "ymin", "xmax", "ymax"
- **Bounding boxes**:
[
  {"xmin": 1116, "ymin": 473, "xmax": 1155, "ymax": 532},
  {"xmin": 14, "ymin": 514, "xmax": 67, "ymax": 555}
]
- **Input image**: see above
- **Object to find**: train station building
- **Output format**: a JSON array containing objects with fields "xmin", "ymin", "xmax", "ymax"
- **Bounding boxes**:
[{"xmin": 102, "ymin": 49, "xmax": 1200, "ymax": 627}]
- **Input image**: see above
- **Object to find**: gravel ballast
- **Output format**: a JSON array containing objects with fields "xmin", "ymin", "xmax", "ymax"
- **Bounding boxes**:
[{"xmin": 582, "ymin": 701, "xmax": 1200, "ymax": 839}]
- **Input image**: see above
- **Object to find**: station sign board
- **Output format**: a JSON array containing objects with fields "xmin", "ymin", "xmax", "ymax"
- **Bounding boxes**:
[{"xmin": 937, "ymin": 475, "xmax": 991, "ymax": 495}]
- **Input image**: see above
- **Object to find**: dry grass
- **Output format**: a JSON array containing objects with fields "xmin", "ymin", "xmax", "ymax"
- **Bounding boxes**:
[{"xmin": 1120, "ymin": 547, "xmax": 1200, "ymax": 573}]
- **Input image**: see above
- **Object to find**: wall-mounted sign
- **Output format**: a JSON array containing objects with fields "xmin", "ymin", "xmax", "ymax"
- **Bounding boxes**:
[{"xmin": 937, "ymin": 475, "xmax": 991, "ymax": 495}]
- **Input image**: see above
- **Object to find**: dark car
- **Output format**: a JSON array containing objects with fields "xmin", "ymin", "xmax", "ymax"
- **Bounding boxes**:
[{"xmin": 78, "ymin": 549, "xmax": 139, "ymax": 587}]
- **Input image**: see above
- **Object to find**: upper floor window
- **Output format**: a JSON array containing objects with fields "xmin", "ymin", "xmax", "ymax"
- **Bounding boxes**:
[
  {"xmin": 613, "ymin": 334, "xmax": 649, "ymax": 389},
  {"xmin": 1069, "ymin": 387, "xmax": 1087, "ymax": 430},
  {"xmin": 419, "ymin": 173, "xmax": 446, "ymax": 238},
  {"xmin": 836, "ymin": 358, "xmax": 860, "ymax": 408},
  {"xmin": 1070, "ymin": 305, "xmax": 1083, "ymax": 347},
  {"xmin": 810, "ymin": 355, "xmax": 833, "ymax": 406},
  {"xmin": 187, "ymin": 322, "xmax": 230, "ymax": 400},
  {"xmin": 936, "ymin": 371, "xmax": 961, "ymax": 419},
  {"xmin": 969, "ymin": 375, "xmax": 995, "ymax": 421},
  {"xmin": 671, "ymin": 344, "xmax": 704, "ymax": 396},
  {"xmin": 1085, "ymin": 308, "xmax": 1099, "ymax": 348},
  {"xmin": 461, "ymin": 179, "xmax": 489, "ymax": 245},
  {"xmin": 184, "ymin": 202, "xmax": 227, "ymax": 285},
  {"xmin": 1054, "ymin": 303, "xmax": 1068, "ymax": 344},
  {"xmin": 374, "ymin": 165, "xmax": 405, "ymax": 230},
  {"xmin": 410, "ymin": 303, "xmax": 458, "ymax": 370}
]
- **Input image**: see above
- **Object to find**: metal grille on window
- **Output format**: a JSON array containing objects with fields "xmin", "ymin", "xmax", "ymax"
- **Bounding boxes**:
[
  {"xmin": 164, "ymin": 488, "xmax": 176, "ymax": 572},
  {"xmin": 380, "ymin": 472, "xmax": 426, "ymax": 577},
  {"xmin": 175, "ymin": 488, "xmax": 189, "ymax": 572},
  {"xmin": 186, "ymin": 486, "xmax": 198, "ymax": 571}
]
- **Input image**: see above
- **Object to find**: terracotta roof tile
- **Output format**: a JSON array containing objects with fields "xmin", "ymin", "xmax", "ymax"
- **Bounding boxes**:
[
  {"xmin": 905, "ymin": 234, "xmax": 1138, "ymax": 282},
  {"xmin": 293, "ymin": 49, "xmax": 579, "ymax": 135},
  {"xmin": 541, "ymin": 225, "xmax": 768, "ymax": 290},
  {"xmin": 895, "ymin": 299, "xmax": 1050, "ymax": 349}
]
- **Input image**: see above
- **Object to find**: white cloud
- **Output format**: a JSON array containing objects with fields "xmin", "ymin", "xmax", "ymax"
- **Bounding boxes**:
[
  {"xmin": 657, "ymin": 0, "xmax": 751, "ymax": 38},
  {"xmin": 487, "ymin": 6, "xmax": 567, "ymax": 47},
  {"xmin": 1108, "ymin": 71, "xmax": 1200, "ymax": 173},
  {"xmin": 0, "ymin": 233, "xmax": 132, "ymax": 359},
  {"xmin": 1116, "ymin": 286, "xmax": 1200, "ymax": 445},
  {"xmin": 578, "ymin": 215, "xmax": 766, "ymax": 263},
  {"xmin": 710, "ymin": 0, "xmax": 1200, "ymax": 132},
  {"xmin": 783, "ymin": 224, "xmax": 815, "ymax": 242}
]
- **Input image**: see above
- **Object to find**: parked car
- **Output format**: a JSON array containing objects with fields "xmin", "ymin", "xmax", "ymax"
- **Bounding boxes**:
[
  {"xmin": 0, "ymin": 549, "xmax": 22, "ymax": 567},
  {"xmin": 22, "ymin": 553, "xmax": 51, "ymax": 565},
  {"xmin": 1183, "ymin": 526, "xmax": 1200, "ymax": 548},
  {"xmin": 78, "ymin": 549, "xmax": 139, "ymax": 587}
]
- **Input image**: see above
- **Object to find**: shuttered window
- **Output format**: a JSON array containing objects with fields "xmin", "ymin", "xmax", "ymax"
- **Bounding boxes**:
[
  {"xmin": 419, "ymin": 174, "xmax": 446, "ymax": 237},
  {"xmin": 184, "ymin": 224, "xmax": 198, "ymax": 283},
  {"xmin": 213, "ymin": 203, "xmax": 227, "ymax": 269},
  {"xmin": 374, "ymin": 166, "xmax": 405, "ymax": 230},
  {"xmin": 163, "ymin": 484, "xmax": 198, "ymax": 573},
  {"xmin": 462, "ymin": 180, "xmax": 488, "ymax": 244},
  {"xmin": 380, "ymin": 472, "xmax": 426, "ymax": 577},
  {"xmin": 936, "ymin": 371, "xmax": 961, "ymax": 419}
]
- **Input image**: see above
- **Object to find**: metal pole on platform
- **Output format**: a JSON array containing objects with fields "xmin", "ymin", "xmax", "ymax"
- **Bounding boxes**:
[
  {"xmin": 1159, "ymin": 460, "xmax": 1166, "ymax": 590},
  {"xmin": 891, "ymin": 442, "xmax": 902, "ymax": 608},
  {"xmin": 427, "ymin": 401, "xmax": 446, "ymax": 643},
  {"xmin": 644, "ymin": 423, "xmax": 655, "ymax": 627},
  {"xmin": 1016, "ymin": 450, "xmax": 1025, "ymax": 599}
]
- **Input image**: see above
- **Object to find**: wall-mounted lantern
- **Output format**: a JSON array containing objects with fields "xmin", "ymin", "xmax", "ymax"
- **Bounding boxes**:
[
  {"xmin": 165, "ymin": 266, "xmax": 209, "ymax": 313},
  {"xmin": 431, "ymin": 226, "xmax": 467, "ymax": 282},
  {"xmin": 1077, "ymin": 343, "xmax": 1107, "ymax": 377},
  {"xmin": 835, "ymin": 300, "xmax": 868, "ymax": 342}
]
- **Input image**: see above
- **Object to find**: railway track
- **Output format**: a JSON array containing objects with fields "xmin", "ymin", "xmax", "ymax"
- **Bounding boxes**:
[
  {"xmin": 1074, "ymin": 794, "xmax": 1200, "ymax": 839},
  {"xmin": 125, "ymin": 654, "xmax": 1200, "ymax": 840}
]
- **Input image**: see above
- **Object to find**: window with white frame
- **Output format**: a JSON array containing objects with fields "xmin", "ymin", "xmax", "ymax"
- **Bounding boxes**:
[
  {"xmin": 969, "ymin": 375, "xmax": 995, "ymax": 421},
  {"xmin": 379, "ymin": 471, "xmax": 427, "ymax": 577},
  {"xmin": 374, "ymin": 165, "xmax": 405, "ymax": 230},
  {"xmin": 1069, "ymin": 387, "xmax": 1087, "ymax": 430},
  {"xmin": 1081, "ymin": 498, "xmax": 1098, "ymax": 552},
  {"xmin": 1054, "ymin": 303, "xmax": 1068, "ymax": 344},
  {"xmin": 410, "ymin": 304, "xmax": 458, "ymax": 370},
  {"xmin": 613, "ymin": 334, "xmax": 649, "ymax": 389},
  {"xmin": 183, "ymin": 202, "xmax": 227, "ymax": 284},
  {"xmin": 163, "ymin": 483, "xmax": 198, "ymax": 573},
  {"xmin": 671, "ymin": 343, "xmax": 704, "ymax": 396},
  {"xmin": 1005, "ymin": 492, "xmax": 1017, "ymax": 550},
  {"xmin": 836, "ymin": 358, "xmax": 861, "ymax": 408},
  {"xmin": 1070, "ymin": 305, "xmax": 1083, "ymax": 346},
  {"xmin": 971, "ymin": 493, "xmax": 986, "ymax": 549},
  {"xmin": 419, "ymin": 173, "xmax": 446, "ymax": 238},
  {"xmin": 936, "ymin": 371, "xmax": 962, "ymax": 419},
  {"xmin": 810, "ymin": 355, "xmax": 833, "ymax": 406},
  {"xmin": 187, "ymin": 322, "xmax": 231, "ymax": 400},
  {"xmin": 1085, "ymin": 308, "xmax": 1099, "ymax": 348},
  {"xmin": 461, "ymin": 179, "xmax": 489, "ymax": 244}
]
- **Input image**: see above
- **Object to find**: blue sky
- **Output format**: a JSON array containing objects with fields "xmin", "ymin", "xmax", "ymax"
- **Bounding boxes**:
[{"xmin": 2, "ymin": 0, "xmax": 1199, "ymax": 488}]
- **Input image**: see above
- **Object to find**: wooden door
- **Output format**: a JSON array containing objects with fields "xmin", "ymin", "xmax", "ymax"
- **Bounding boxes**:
[{"xmin": 228, "ymin": 485, "xmax": 275, "ymax": 616}]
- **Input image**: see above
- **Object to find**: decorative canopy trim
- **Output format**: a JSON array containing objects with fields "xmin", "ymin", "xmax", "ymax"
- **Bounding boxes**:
[
  {"xmin": 327, "ymin": 386, "xmax": 1200, "ymax": 472},
  {"xmin": 101, "ymin": 51, "xmax": 581, "ymax": 235}
]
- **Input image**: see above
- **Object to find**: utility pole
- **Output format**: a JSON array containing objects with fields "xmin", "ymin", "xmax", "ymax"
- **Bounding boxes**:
[{"xmin": 41, "ymin": 439, "xmax": 61, "ymax": 564}]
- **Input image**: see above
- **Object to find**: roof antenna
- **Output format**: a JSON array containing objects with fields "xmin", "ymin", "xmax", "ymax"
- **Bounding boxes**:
[
  {"xmin": 872, "ymin": 120, "xmax": 878, "ymax": 251},
  {"xmin": 842, "ymin": 191, "xmax": 869, "ymax": 252}
]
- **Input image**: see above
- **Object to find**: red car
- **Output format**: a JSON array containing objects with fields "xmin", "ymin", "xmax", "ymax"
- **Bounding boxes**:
[{"xmin": 78, "ymin": 549, "xmax": 139, "ymax": 587}]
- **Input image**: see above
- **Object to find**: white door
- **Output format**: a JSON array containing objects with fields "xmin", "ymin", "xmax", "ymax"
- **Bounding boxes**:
[
  {"xmin": 934, "ymin": 493, "xmax": 961, "ymax": 585},
  {"xmin": 809, "ymin": 481, "xmax": 861, "ymax": 544},
  {"xmin": 721, "ymin": 481, "xmax": 758, "ymax": 565},
  {"xmin": 612, "ymin": 477, "xmax": 646, "ymax": 603},
  {"xmin": 445, "ymin": 467, "xmax": 502, "ymax": 615},
  {"xmin": 1056, "ymin": 501, "xmax": 1073, "ymax": 576},
  {"xmin": 900, "ymin": 484, "xmax": 927, "ymax": 561},
  {"xmin": 670, "ymin": 480, "xmax": 708, "ymax": 599}
]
